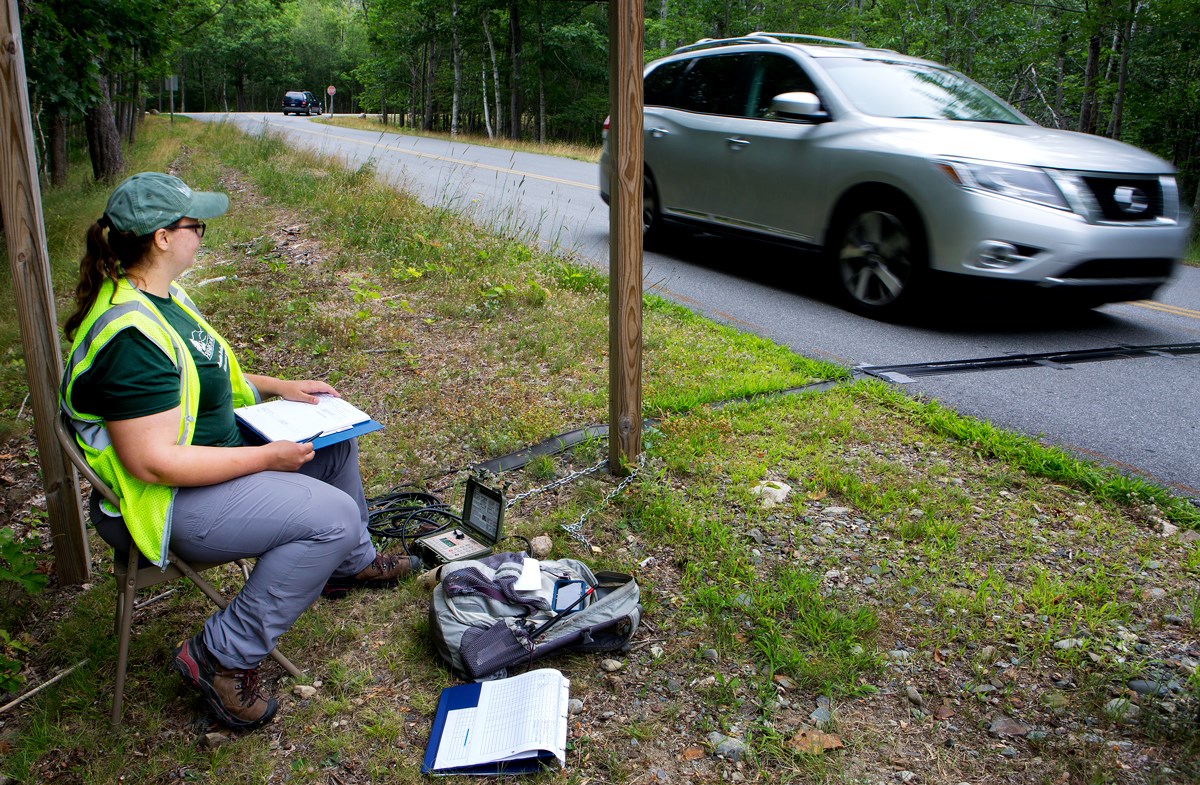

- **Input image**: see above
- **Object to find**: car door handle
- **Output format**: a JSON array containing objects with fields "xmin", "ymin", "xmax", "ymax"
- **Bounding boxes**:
[
  {"xmin": 725, "ymin": 137, "xmax": 750, "ymax": 148},
  {"xmin": 649, "ymin": 127, "xmax": 670, "ymax": 139}
]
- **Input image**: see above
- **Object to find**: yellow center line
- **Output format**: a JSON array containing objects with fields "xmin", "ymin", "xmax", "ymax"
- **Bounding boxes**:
[
  {"xmin": 1130, "ymin": 300, "xmax": 1200, "ymax": 319},
  {"xmin": 272, "ymin": 119, "xmax": 599, "ymax": 192}
]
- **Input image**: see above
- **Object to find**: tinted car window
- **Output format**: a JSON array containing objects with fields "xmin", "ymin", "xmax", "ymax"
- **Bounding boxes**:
[
  {"xmin": 749, "ymin": 54, "xmax": 818, "ymax": 118},
  {"xmin": 820, "ymin": 59, "xmax": 1024, "ymax": 122},
  {"xmin": 645, "ymin": 60, "xmax": 689, "ymax": 108},
  {"xmin": 677, "ymin": 54, "xmax": 751, "ymax": 116}
]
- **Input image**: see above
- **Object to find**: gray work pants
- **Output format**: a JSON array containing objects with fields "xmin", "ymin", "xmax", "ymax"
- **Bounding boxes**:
[{"xmin": 169, "ymin": 438, "xmax": 377, "ymax": 669}]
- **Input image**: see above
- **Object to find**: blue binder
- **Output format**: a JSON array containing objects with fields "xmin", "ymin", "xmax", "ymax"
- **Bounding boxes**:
[{"xmin": 421, "ymin": 677, "xmax": 565, "ymax": 776}]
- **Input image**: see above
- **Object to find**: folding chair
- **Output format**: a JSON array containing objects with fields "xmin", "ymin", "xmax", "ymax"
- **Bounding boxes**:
[{"xmin": 53, "ymin": 416, "xmax": 303, "ymax": 727}]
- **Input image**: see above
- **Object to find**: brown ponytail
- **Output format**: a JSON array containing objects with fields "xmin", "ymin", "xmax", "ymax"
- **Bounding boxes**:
[{"xmin": 63, "ymin": 217, "xmax": 155, "ymax": 340}]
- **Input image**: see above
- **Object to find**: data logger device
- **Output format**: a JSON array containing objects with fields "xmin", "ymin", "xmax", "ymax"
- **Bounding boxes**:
[{"xmin": 415, "ymin": 478, "xmax": 505, "ymax": 564}]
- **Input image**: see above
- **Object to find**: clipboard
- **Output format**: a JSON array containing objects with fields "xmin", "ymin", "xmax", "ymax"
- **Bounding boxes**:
[
  {"xmin": 421, "ymin": 669, "xmax": 568, "ymax": 775},
  {"xmin": 234, "ymin": 394, "xmax": 383, "ymax": 449}
]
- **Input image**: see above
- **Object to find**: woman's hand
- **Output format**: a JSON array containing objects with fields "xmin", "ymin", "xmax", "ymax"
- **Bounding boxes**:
[
  {"xmin": 245, "ymin": 374, "xmax": 340, "ymax": 405},
  {"xmin": 261, "ymin": 439, "xmax": 316, "ymax": 471},
  {"xmin": 107, "ymin": 407, "xmax": 316, "ymax": 487}
]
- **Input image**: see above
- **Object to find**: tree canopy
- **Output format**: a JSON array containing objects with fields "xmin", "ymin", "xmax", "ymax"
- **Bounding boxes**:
[{"xmin": 17, "ymin": 0, "xmax": 1200, "ymax": 204}]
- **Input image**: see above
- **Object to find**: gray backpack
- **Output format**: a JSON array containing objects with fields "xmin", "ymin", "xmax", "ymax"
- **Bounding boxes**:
[{"xmin": 429, "ymin": 553, "xmax": 642, "ymax": 680}]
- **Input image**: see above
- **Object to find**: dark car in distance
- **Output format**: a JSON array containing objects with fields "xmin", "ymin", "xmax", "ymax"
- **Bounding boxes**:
[{"xmin": 282, "ymin": 90, "xmax": 322, "ymax": 116}]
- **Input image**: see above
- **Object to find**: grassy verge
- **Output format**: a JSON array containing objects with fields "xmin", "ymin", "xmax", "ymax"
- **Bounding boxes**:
[
  {"xmin": 1, "ymin": 117, "xmax": 1196, "ymax": 785},
  {"xmin": 316, "ymin": 115, "xmax": 603, "ymax": 162}
]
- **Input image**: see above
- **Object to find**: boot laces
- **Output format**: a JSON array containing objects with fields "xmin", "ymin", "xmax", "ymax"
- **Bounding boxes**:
[{"xmin": 233, "ymin": 667, "xmax": 264, "ymax": 706}]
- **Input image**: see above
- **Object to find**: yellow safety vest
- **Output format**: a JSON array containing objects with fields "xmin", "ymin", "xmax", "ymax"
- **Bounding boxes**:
[{"xmin": 60, "ymin": 277, "xmax": 258, "ymax": 567}]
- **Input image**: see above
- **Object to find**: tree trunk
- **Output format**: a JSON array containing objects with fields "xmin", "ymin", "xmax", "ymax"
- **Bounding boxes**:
[
  {"xmin": 85, "ymin": 71, "xmax": 124, "ymax": 183},
  {"xmin": 659, "ymin": 0, "xmax": 667, "ymax": 50},
  {"xmin": 235, "ymin": 70, "xmax": 246, "ymax": 112},
  {"xmin": 451, "ymin": 0, "xmax": 461, "ymax": 137},
  {"xmin": 50, "ymin": 110, "xmax": 67, "ymax": 187},
  {"xmin": 1054, "ymin": 16, "xmax": 1066, "ymax": 121},
  {"xmin": 482, "ymin": 65, "xmax": 493, "ymax": 138},
  {"xmin": 537, "ymin": 0, "xmax": 545, "ymax": 143},
  {"xmin": 1078, "ymin": 32, "xmax": 1101, "ymax": 134},
  {"xmin": 483, "ymin": 12, "xmax": 502, "ymax": 136},
  {"xmin": 1107, "ymin": 0, "xmax": 1139, "ymax": 139},
  {"xmin": 422, "ymin": 41, "xmax": 435, "ymax": 131},
  {"xmin": 508, "ymin": 0, "xmax": 522, "ymax": 140},
  {"xmin": 128, "ymin": 61, "xmax": 140, "ymax": 147}
]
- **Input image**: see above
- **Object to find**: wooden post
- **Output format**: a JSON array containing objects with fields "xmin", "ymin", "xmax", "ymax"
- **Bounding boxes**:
[
  {"xmin": 0, "ymin": 0, "xmax": 90, "ymax": 584},
  {"xmin": 607, "ymin": 0, "xmax": 644, "ymax": 475}
]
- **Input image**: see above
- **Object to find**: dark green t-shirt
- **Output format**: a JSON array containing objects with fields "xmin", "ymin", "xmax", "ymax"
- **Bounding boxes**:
[{"xmin": 70, "ymin": 292, "xmax": 243, "ymax": 447}]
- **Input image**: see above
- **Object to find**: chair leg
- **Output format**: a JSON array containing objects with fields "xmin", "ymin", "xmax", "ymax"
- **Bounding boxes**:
[
  {"xmin": 268, "ymin": 648, "xmax": 304, "ymax": 678},
  {"xmin": 111, "ymin": 547, "xmax": 140, "ymax": 728},
  {"xmin": 168, "ymin": 551, "xmax": 305, "ymax": 678}
]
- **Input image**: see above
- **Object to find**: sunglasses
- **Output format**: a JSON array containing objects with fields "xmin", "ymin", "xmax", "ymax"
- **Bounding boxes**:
[{"xmin": 166, "ymin": 221, "xmax": 206, "ymax": 239}]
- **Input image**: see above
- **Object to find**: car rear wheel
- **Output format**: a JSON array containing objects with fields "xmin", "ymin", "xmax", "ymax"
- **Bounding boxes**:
[
  {"xmin": 830, "ymin": 200, "xmax": 926, "ymax": 318},
  {"xmin": 643, "ymin": 172, "xmax": 670, "ymax": 250}
]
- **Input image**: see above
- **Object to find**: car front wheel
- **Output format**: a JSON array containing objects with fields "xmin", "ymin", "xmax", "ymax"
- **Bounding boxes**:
[{"xmin": 830, "ymin": 201, "xmax": 926, "ymax": 319}]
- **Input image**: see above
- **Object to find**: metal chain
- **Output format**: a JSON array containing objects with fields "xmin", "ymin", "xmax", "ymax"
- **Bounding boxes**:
[
  {"xmin": 503, "ymin": 451, "xmax": 646, "ymax": 550},
  {"xmin": 505, "ymin": 455, "xmax": 609, "ymax": 508},
  {"xmin": 559, "ymin": 452, "xmax": 646, "ymax": 550}
]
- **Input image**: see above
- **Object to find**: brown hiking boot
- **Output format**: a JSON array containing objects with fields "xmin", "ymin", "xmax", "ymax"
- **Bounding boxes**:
[
  {"xmin": 322, "ymin": 552, "xmax": 422, "ymax": 599},
  {"xmin": 173, "ymin": 634, "xmax": 278, "ymax": 730}
]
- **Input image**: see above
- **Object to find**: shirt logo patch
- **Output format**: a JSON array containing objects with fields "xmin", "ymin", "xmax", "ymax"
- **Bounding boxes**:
[{"xmin": 190, "ymin": 329, "xmax": 216, "ymax": 361}]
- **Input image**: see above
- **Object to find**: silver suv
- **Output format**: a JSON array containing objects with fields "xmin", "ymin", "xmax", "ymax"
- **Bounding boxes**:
[{"xmin": 599, "ymin": 33, "xmax": 1191, "ymax": 318}]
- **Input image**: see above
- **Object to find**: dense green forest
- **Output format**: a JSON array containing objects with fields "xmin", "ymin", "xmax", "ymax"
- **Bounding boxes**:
[{"xmin": 17, "ymin": 0, "xmax": 1200, "ymax": 207}]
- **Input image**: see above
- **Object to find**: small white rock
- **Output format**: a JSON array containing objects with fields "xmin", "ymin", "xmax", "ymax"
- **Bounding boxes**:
[
  {"xmin": 530, "ymin": 535, "xmax": 553, "ymax": 558},
  {"xmin": 751, "ymin": 480, "xmax": 792, "ymax": 508},
  {"xmin": 600, "ymin": 658, "xmax": 624, "ymax": 673},
  {"xmin": 293, "ymin": 685, "xmax": 318, "ymax": 699}
]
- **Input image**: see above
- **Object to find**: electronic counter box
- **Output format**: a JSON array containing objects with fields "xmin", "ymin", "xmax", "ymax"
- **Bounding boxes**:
[{"xmin": 415, "ymin": 477, "xmax": 505, "ymax": 564}]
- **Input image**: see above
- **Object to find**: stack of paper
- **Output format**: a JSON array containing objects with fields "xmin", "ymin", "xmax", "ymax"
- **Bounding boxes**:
[{"xmin": 234, "ymin": 394, "xmax": 382, "ymax": 448}]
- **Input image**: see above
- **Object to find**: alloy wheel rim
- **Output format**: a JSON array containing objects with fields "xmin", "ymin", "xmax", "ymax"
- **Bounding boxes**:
[{"xmin": 838, "ymin": 210, "xmax": 912, "ymax": 307}]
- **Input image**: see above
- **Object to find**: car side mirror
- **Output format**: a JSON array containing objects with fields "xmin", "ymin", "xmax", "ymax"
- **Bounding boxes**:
[{"xmin": 770, "ymin": 92, "xmax": 828, "ymax": 122}]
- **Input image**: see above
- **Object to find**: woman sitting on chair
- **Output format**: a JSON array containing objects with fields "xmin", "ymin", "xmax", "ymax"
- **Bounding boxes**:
[{"xmin": 59, "ymin": 172, "xmax": 417, "ymax": 731}]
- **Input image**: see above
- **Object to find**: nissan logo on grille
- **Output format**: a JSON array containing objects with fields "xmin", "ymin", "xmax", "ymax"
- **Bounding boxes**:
[{"xmin": 1113, "ymin": 185, "xmax": 1149, "ymax": 215}]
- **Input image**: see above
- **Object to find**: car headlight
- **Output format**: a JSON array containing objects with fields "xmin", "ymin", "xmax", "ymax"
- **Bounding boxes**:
[{"xmin": 935, "ymin": 159, "xmax": 1070, "ymax": 211}]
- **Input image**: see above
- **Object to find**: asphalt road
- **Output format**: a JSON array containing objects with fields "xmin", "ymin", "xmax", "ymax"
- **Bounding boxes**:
[{"xmin": 193, "ymin": 113, "xmax": 1200, "ymax": 498}]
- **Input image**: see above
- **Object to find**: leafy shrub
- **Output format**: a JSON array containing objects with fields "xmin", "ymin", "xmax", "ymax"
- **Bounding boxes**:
[{"xmin": 0, "ymin": 528, "xmax": 47, "ymax": 692}]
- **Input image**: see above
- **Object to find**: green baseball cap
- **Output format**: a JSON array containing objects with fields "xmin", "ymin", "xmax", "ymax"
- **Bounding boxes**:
[{"xmin": 104, "ymin": 172, "xmax": 228, "ymax": 236}]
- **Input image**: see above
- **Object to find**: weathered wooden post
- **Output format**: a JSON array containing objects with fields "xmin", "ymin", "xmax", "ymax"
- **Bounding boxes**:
[
  {"xmin": 607, "ymin": 0, "xmax": 644, "ymax": 475},
  {"xmin": 0, "ymin": 0, "xmax": 90, "ymax": 583}
]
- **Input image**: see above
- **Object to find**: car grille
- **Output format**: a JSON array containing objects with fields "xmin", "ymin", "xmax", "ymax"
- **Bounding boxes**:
[
  {"xmin": 1060, "ymin": 258, "xmax": 1175, "ymax": 280},
  {"xmin": 1080, "ymin": 176, "xmax": 1164, "ymax": 222}
]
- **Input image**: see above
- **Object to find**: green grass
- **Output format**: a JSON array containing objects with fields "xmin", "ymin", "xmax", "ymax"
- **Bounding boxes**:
[
  {"xmin": 2, "ymin": 116, "xmax": 1197, "ymax": 784},
  {"xmin": 315, "ymin": 115, "xmax": 603, "ymax": 162}
]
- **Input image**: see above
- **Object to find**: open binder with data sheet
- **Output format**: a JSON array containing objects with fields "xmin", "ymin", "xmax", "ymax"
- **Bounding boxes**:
[
  {"xmin": 422, "ymin": 668, "xmax": 569, "ymax": 776},
  {"xmin": 234, "ymin": 394, "xmax": 382, "ymax": 449}
]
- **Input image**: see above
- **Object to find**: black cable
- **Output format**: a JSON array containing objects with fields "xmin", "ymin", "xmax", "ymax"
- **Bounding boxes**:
[{"xmin": 366, "ymin": 487, "xmax": 461, "ymax": 554}]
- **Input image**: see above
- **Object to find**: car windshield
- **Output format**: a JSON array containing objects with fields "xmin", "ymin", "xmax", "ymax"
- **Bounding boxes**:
[{"xmin": 819, "ymin": 59, "xmax": 1026, "ymax": 123}]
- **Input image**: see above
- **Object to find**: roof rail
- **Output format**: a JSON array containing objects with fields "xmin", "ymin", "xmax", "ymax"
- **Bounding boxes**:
[
  {"xmin": 746, "ymin": 32, "xmax": 867, "ymax": 49},
  {"xmin": 671, "ymin": 36, "xmax": 779, "ymax": 55}
]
